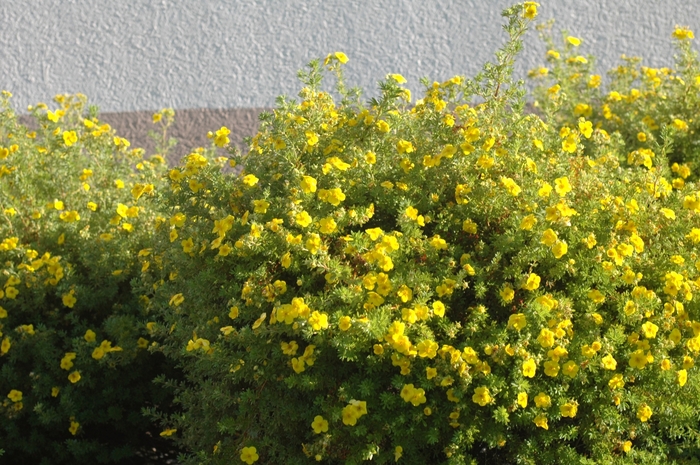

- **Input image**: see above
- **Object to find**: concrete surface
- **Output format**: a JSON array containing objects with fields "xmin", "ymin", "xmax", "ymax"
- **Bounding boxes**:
[{"xmin": 2, "ymin": 0, "xmax": 700, "ymax": 113}]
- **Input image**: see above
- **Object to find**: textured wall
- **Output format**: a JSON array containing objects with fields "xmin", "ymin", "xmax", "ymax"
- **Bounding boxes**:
[{"xmin": 2, "ymin": 0, "xmax": 699, "ymax": 113}]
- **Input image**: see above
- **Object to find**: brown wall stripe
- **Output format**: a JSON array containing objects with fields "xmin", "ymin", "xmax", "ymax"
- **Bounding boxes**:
[{"xmin": 19, "ymin": 107, "xmax": 268, "ymax": 164}]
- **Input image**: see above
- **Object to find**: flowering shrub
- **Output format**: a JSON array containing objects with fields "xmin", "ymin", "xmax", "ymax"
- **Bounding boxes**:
[
  {"xmin": 4, "ymin": 3, "xmax": 700, "ymax": 465},
  {"xmin": 141, "ymin": 4, "xmax": 700, "ymax": 465},
  {"xmin": 530, "ymin": 21, "xmax": 700, "ymax": 181},
  {"xmin": 0, "ymin": 94, "xmax": 182, "ymax": 464}
]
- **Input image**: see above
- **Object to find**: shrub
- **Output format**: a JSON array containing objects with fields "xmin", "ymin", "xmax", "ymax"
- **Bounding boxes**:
[
  {"xmin": 0, "ymin": 94, "xmax": 182, "ymax": 464},
  {"xmin": 142, "ymin": 3, "xmax": 700, "ymax": 465},
  {"xmin": 529, "ymin": 20, "xmax": 700, "ymax": 180}
]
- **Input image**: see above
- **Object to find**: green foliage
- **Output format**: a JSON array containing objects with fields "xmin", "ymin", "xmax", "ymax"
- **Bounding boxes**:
[
  {"xmin": 138, "ymin": 3, "xmax": 700, "ymax": 465},
  {"xmin": 0, "ymin": 95, "xmax": 182, "ymax": 464},
  {"xmin": 4, "ymin": 3, "xmax": 700, "ymax": 465}
]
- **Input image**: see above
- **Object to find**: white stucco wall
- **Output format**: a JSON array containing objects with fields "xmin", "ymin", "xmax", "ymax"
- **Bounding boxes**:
[{"xmin": 2, "ymin": 0, "xmax": 699, "ymax": 113}]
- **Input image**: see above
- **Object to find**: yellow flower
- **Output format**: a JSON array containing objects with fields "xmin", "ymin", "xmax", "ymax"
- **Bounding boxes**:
[
  {"xmin": 5, "ymin": 286, "xmax": 19, "ymax": 299},
  {"xmin": 68, "ymin": 370, "xmax": 81, "ymax": 383},
  {"xmin": 318, "ymin": 187, "xmax": 345, "ymax": 206},
  {"xmin": 641, "ymin": 321, "xmax": 659, "ymax": 339},
  {"xmin": 472, "ymin": 386, "xmax": 492, "ymax": 406},
  {"xmin": 608, "ymin": 373, "xmax": 625, "ymax": 389},
  {"xmin": 534, "ymin": 414, "xmax": 548, "ymax": 429},
  {"xmin": 295, "ymin": 211, "xmax": 312, "ymax": 227},
  {"xmin": 637, "ymin": 403, "xmax": 652, "ymax": 422},
  {"xmin": 305, "ymin": 131, "xmax": 319, "ymax": 146},
  {"xmin": 520, "ymin": 214, "xmax": 537, "ymax": 230},
  {"xmin": 308, "ymin": 311, "xmax": 329, "ymax": 330},
  {"xmin": 62, "ymin": 130, "xmax": 78, "ymax": 146},
  {"xmin": 253, "ymin": 199, "xmax": 269, "ymax": 214},
  {"xmin": 677, "ymin": 369, "xmax": 688, "ymax": 387},
  {"xmin": 224, "ymin": 307, "xmax": 239, "ymax": 322},
  {"xmin": 538, "ymin": 182, "xmax": 552, "ymax": 198},
  {"xmin": 537, "ymin": 328, "xmax": 555, "ymax": 348},
  {"xmin": 541, "ymin": 228, "xmax": 558, "ymax": 246},
  {"xmin": 462, "ymin": 219, "xmax": 477, "ymax": 234},
  {"xmin": 341, "ymin": 400, "xmax": 367, "ymax": 425},
  {"xmin": 281, "ymin": 251, "xmax": 292, "ymax": 268},
  {"xmin": 567, "ymin": 36, "xmax": 581, "ymax": 46},
  {"xmin": 387, "ymin": 73, "xmax": 406, "ymax": 84},
  {"xmin": 181, "ymin": 238, "xmax": 195, "ymax": 253},
  {"xmin": 396, "ymin": 139, "xmax": 414, "ymax": 154},
  {"xmin": 507, "ymin": 313, "xmax": 527, "ymax": 331},
  {"xmin": 534, "ymin": 392, "xmax": 551, "ymax": 408},
  {"xmin": 544, "ymin": 360, "xmax": 560, "ymax": 377},
  {"xmin": 523, "ymin": 1, "xmax": 539, "ymax": 19},
  {"xmin": 397, "ymin": 285, "xmax": 413, "ymax": 302},
  {"xmin": 338, "ymin": 316, "xmax": 352, "ymax": 331},
  {"xmin": 416, "ymin": 340, "xmax": 438, "ymax": 359},
  {"xmin": 517, "ymin": 392, "xmax": 528, "ymax": 408},
  {"xmin": 673, "ymin": 26, "xmax": 695, "ymax": 40},
  {"xmin": 169, "ymin": 293, "xmax": 185, "ymax": 307},
  {"xmin": 601, "ymin": 354, "xmax": 617, "ymax": 370},
  {"xmin": 660, "ymin": 208, "xmax": 676, "ymax": 219},
  {"xmin": 673, "ymin": 119, "xmax": 689, "ymax": 131},
  {"xmin": 69, "ymin": 420, "xmax": 80, "ymax": 436},
  {"xmin": 306, "ymin": 233, "xmax": 322, "ymax": 254},
  {"xmin": 62, "ymin": 291, "xmax": 77, "ymax": 308},
  {"xmin": 160, "ymin": 428, "xmax": 177, "ymax": 437},
  {"xmin": 318, "ymin": 217, "xmax": 337, "ymax": 234},
  {"xmin": 587, "ymin": 289, "xmax": 605, "ymax": 304},
  {"xmin": 394, "ymin": 445, "xmax": 403, "ymax": 462},
  {"xmin": 629, "ymin": 349, "xmax": 649, "ymax": 369},
  {"xmin": 311, "ymin": 415, "xmax": 329, "ymax": 434},
  {"xmin": 432, "ymin": 301, "xmax": 445, "ymax": 317},
  {"xmin": 242, "ymin": 174, "xmax": 259, "ymax": 187},
  {"xmin": 170, "ymin": 212, "xmax": 186, "ymax": 227},
  {"xmin": 629, "ymin": 233, "xmax": 644, "ymax": 253},
  {"xmin": 213, "ymin": 126, "xmax": 230, "ymax": 147},
  {"xmin": 217, "ymin": 243, "xmax": 233, "ymax": 257},
  {"xmin": 554, "ymin": 177, "xmax": 572, "ymax": 196},
  {"xmin": 561, "ymin": 360, "xmax": 579, "ymax": 378},
  {"xmin": 562, "ymin": 135, "xmax": 578, "ymax": 153},
  {"xmin": 7, "ymin": 389, "xmax": 22, "ymax": 402},
  {"xmin": 58, "ymin": 210, "xmax": 80, "ymax": 222},
  {"xmin": 84, "ymin": 329, "xmax": 96, "ymax": 343},
  {"xmin": 429, "ymin": 235, "xmax": 448, "ymax": 250},
  {"xmin": 500, "ymin": 285, "xmax": 515, "ymax": 302},
  {"xmin": 476, "ymin": 154, "xmax": 494, "ymax": 169},
  {"xmin": 240, "ymin": 446, "xmax": 259, "ymax": 464},
  {"xmin": 560, "ymin": 401, "xmax": 578, "ymax": 418},
  {"xmin": 333, "ymin": 51, "xmax": 348, "ymax": 63},
  {"xmin": 252, "ymin": 313, "xmax": 267, "ymax": 330},
  {"xmin": 521, "ymin": 273, "xmax": 541, "ymax": 291},
  {"xmin": 376, "ymin": 120, "xmax": 391, "ymax": 133},
  {"xmin": 683, "ymin": 356, "xmax": 694, "ymax": 369},
  {"xmin": 500, "ymin": 176, "xmax": 521, "ymax": 196},
  {"xmin": 300, "ymin": 175, "xmax": 317, "ymax": 193},
  {"xmin": 60, "ymin": 352, "xmax": 76, "ymax": 370},
  {"xmin": 578, "ymin": 120, "xmax": 593, "ymax": 139}
]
